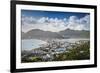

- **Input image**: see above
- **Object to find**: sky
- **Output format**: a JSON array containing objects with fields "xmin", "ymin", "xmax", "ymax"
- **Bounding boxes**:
[{"xmin": 21, "ymin": 10, "xmax": 90, "ymax": 32}]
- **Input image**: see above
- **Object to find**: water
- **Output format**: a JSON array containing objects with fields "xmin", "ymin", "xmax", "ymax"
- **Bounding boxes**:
[
  {"xmin": 54, "ymin": 38, "xmax": 89, "ymax": 43},
  {"xmin": 22, "ymin": 38, "xmax": 89, "ymax": 51},
  {"xmin": 22, "ymin": 39, "xmax": 47, "ymax": 50}
]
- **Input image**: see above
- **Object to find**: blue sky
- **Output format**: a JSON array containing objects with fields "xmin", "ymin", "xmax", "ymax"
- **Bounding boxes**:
[
  {"xmin": 21, "ymin": 10, "xmax": 89, "ymax": 19},
  {"xmin": 21, "ymin": 10, "xmax": 90, "ymax": 32}
]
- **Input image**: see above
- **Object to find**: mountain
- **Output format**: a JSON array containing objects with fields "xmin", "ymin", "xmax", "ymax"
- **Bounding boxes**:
[
  {"xmin": 22, "ymin": 29, "xmax": 63, "ymax": 39},
  {"xmin": 22, "ymin": 29, "xmax": 90, "ymax": 39},
  {"xmin": 59, "ymin": 29, "xmax": 90, "ymax": 38}
]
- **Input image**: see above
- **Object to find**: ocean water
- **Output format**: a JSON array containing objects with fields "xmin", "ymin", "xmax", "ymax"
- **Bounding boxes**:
[
  {"xmin": 22, "ymin": 39, "xmax": 47, "ymax": 50},
  {"xmin": 22, "ymin": 38, "xmax": 89, "ymax": 50}
]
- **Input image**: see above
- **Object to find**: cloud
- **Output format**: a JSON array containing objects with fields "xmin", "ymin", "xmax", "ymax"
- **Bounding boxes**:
[
  {"xmin": 79, "ymin": 15, "xmax": 90, "ymax": 30},
  {"xmin": 66, "ymin": 15, "xmax": 90, "ymax": 30},
  {"xmin": 21, "ymin": 15, "xmax": 90, "ymax": 32}
]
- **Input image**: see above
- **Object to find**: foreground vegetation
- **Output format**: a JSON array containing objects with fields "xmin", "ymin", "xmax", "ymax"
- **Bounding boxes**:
[
  {"xmin": 21, "ymin": 40, "xmax": 90, "ymax": 63},
  {"xmin": 53, "ymin": 41, "xmax": 90, "ymax": 61}
]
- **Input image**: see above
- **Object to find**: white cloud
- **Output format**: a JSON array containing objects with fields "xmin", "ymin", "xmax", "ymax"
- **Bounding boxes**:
[
  {"xmin": 80, "ymin": 15, "xmax": 90, "ymax": 30},
  {"xmin": 21, "ymin": 15, "xmax": 90, "ymax": 32},
  {"xmin": 66, "ymin": 15, "xmax": 90, "ymax": 30}
]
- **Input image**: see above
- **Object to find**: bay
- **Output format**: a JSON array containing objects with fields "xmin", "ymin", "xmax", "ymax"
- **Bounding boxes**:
[{"xmin": 22, "ymin": 38, "xmax": 89, "ymax": 51}]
